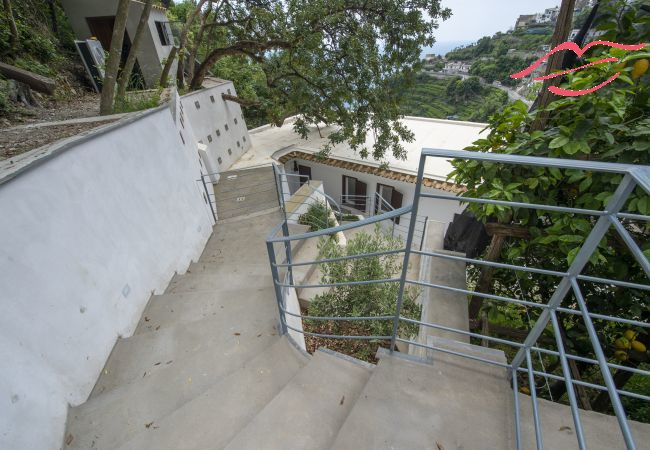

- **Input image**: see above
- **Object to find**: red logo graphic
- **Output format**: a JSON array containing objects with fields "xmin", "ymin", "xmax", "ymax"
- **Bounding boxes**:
[{"xmin": 511, "ymin": 41, "xmax": 647, "ymax": 96}]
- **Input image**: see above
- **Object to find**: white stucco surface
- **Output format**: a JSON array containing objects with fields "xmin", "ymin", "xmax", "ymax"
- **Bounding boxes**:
[
  {"xmin": 181, "ymin": 80, "xmax": 252, "ymax": 173},
  {"xmin": 234, "ymin": 116, "xmax": 486, "ymax": 181},
  {"xmin": 0, "ymin": 106, "xmax": 213, "ymax": 449}
]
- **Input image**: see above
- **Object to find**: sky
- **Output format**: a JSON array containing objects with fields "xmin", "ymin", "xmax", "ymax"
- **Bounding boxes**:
[{"xmin": 423, "ymin": 0, "xmax": 561, "ymax": 55}]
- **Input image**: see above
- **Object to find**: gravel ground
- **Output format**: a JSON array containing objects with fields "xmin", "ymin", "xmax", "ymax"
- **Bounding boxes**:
[
  {"xmin": 0, "ymin": 120, "xmax": 118, "ymax": 161},
  {"xmin": 0, "ymin": 93, "xmax": 113, "ymax": 161}
]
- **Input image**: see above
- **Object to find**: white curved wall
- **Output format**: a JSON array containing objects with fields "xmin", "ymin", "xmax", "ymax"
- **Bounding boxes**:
[{"xmin": 0, "ymin": 105, "xmax": 213, "ymax": 449}]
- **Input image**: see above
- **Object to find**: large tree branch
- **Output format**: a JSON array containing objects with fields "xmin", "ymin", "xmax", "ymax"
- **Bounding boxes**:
[{"xmin": 221, "ymin": 93, "xmax": 261, "ymax": 107}]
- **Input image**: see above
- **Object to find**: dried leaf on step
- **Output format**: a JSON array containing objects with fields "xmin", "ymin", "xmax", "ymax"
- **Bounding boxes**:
[
  {"xmin": 436, "ymin": 442, "xmax": 444, "ymax": 450},
  {"xmin": 340, "ymin": 395, "xmax": 345, "ymax": 405},
  {"xmin": 234, "ymin": 332, "xmax": 241, "ymax": 336},
  {"xmin": 145, "ymin": 422, "xmax": 154, "ymax": 429},
  {"xmin": 65, "ymin": 433, "xmax": 73, "ymax": 445}
]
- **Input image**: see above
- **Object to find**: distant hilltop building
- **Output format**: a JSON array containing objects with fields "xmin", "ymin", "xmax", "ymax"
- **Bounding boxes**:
[{"xmin": 515, "ymin": 14, "xmax": 537, "ymax": 29}]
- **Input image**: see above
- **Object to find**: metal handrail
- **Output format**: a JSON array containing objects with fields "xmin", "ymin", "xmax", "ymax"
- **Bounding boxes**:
[{"xmin": 265, "ymin": 149, "xmax": 650, "ymax": 450}]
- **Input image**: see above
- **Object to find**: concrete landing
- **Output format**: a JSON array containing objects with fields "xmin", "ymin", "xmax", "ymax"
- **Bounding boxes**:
[
  {"xmin": 224, "ymin": 349, "xmax": 372, "ymax": 450},
  {"xmin": 213, "ymin": 166, "xmax": 278, "ymax": 220}
]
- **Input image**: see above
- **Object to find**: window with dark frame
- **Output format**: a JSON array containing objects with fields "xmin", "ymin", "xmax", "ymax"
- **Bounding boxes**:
[
  {"xmin": 342, "ymin": 175, "xmax": 367, "ymax": 211},
  {"xmin": 155, "ymin": 21, "xmax": 173, "ymax": 46}
]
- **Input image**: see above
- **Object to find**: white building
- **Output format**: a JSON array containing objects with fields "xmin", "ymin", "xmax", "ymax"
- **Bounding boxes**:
[
  {"xmin": 233, "ymin": 116, "xmax": 486, "ymax": 225},
  {"xmin": 61, "ymin": 0, "xmax": 175, "ymax": 88}
]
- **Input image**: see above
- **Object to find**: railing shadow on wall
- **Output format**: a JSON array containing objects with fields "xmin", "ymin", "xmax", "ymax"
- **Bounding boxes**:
[{"xmin": 265, "ymin": 148, "xmax": 650, "ymax": 450}]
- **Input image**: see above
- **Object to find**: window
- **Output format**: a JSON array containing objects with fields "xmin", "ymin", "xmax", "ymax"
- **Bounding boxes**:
[
  {"xmin": 298, "ymin": 165, "xmax": 312, "ymax": 186},
  {"xmin": 236, "ymin": 141, "xmax": 240, "ymax": 148},
  {"xmin": 234, "ymin": 118, "xmax": 238, "ymax": 125},
  {"xmin": 224, "ymin": 124, "xmax": 229, "ymax": 131},
  {"xmin": 207, "ymin": 134, "xmax": 212, "ymax": 143},
  {"xmin": 227, "ymin": 88, "xmax": 232, "ymax": 95},
  {"xmin": 216, "ymin": 129, "xmax": 221, "ymax": 137},
  {"xmin": 228, "ymin": 148, "xmax": 232, "ymax": 155},
  {"xmin": 242, "ymin": 136, "xmax": 246, "ymax": 142},
  {"xmin": 210, "ymin": 95, "xmax": 215, "ymax": 103},
  {"xmin": 342, "ymin": 175, "xmax": 367, "ymax": 211},
  {"xmin": 155, "ymin": 21, "xmax": 174, "ymax": 46},
  {"xmin": 195, "ymin": 101, "xmax": 200, "ymax": 109},
  {"xmin": 375, "ymin": 183, "xmax": 403, "ymax": 223},
  {"xmin": 218, "ymin": 157, "xmax": 223, "ymax": 164}
]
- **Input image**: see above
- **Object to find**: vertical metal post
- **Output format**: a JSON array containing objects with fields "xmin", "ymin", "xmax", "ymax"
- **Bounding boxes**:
[
  {"xmin": 510, "ymin": 174, "xmax": 638, "ymax": 370},
  {"xmin": 526, "ymin": 349, "xmax": 544, "ymax": 450},
  {"xmin": 282, "ymin": 221, "xmax": 294, "ymax": 285},
  {"xmin": 266, "ymin": 240, "xmax": 288, "ymax": 334},
  {"xmin": 571, "ymin": 278, "xmax": 637, "ymax": 449},
  {"xmin": 390, "ymin": 154, "xmax": 427, "ymax": 352},
  {"xmin": 511, "ymin": 369, "xmax": 522, "ymax": 450},
  {"xmin": 200, "ymin": 174, "xmax": 217, "ymax": 222},
  {"xmin": 549, "ymin": 310, "xmax": 587, "ymax": 449},
  {"xmin": 420, "ymin": 216, "xmax": 428, "ymax": 251},
  {"xmin": 272, "ymin": 164, "xmax": 282, "ymax": 209}
]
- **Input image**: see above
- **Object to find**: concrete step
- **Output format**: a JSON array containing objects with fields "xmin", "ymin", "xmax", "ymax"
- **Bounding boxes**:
[
  {"xmin": 66, "ymin": 333, "xmax": 279, "ymax": 450},
  {"xmin": 91, "ymin": 311, "xmax": 279, "ymax": 396},
  {"xmin": 164, "ymin": 271, "xmax": 272, "ymax": 294},
  {"xmin": 184, "ymin": 261, "xmax": 271, "ymax": 275},
  {"xmin": 118, "ymin": 337, "xmax": 309, "ymax": 450},
  {"xmin": 291, "ymin": 236, "xmax": 321, "ymax": 287},
  {"xmin": 224, "ymin": 349, "xmax": 373, "ymax": 450},
  {"xmin": 134, "ymin": 287, "xmax": 276, "ymax": 335},
  {"xmin": 331, "ymin": 338, "xmax": 512, "ymax": 449}
]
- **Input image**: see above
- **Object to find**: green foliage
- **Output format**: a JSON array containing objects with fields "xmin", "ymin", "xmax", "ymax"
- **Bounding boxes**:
[
  {"xmin": 113, "ymin": 89, "xmax": 162, "ymax": 113},
  {"xmin": 450, "ymin": 0, "xmax": 650, "ymax": 416},
  {"xmin": 174, "ymin": 0, "xmax": 452, "ymax": 161},
  {"xmin": 298, "ymin": 201, "xmax": 336, "ymax": 232},
  {"xmin": 397, "ymin": 73, "xmax": 509, "ymax": 122},
  {"xmin": 308, "ymin": 227, "xmax": 421, "ymax": 338}
]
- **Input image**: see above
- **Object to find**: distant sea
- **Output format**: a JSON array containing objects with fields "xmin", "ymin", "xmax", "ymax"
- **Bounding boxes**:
[{"xmin": 421, "ymin": 40, "xmax": 475, "ymax": 58}]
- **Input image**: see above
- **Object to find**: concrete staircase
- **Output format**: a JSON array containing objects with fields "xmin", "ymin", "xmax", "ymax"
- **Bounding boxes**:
[{"xmin": 63, "ymin": 208, "xmax": 650, "ymax": 450}]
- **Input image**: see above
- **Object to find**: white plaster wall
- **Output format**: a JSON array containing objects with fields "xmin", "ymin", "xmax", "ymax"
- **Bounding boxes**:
[
  {"xmin": 0, "ymin": 107, "xmax": 213, "ymax": 450},
  {"xmin": 60, "ymin": 0, "xmax": 173, "ymax": 87},
  {"xmin": 180, "ymin": 82, "xmax": 252, "ymax": 173},
  {"xmin": 283, "ymin": 158, "xmax": 464, "ymax": 225}
]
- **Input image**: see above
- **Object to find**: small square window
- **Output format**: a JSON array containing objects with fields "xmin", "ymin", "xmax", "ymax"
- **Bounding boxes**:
[
  {"xmin": 236, "ymin": 141, "xmax": 240, "ymax": 148},
  {"xmin": 216, "ymin": 129, "xmax": 221, "ymax": 136},
  {"xmin": 207, "ymin": 135, "xmax": 212, "ymax": 143},
  {"xmin": 198, "ymin": 140, "xmax": 203, "ymax": 144},
  {"xmin": 218, "ymin": 157, "xmax": 223, "ymax": 164},
  {"xmin": 228, "ymin": 148, "xmax": 232, "ymax": 155},
  {"xmin": 242, "ymin": 136, "xmax": 246, "ymax": 142},
  {"xmin": 210, "ymin": 95, "xmax": 215, "ymax": 103},
  {"xmin": 227, "ymin": 89, "xmax": 232, "ymax": 95},
  {"xmin": 224, "ymin": 124, "xmax": 229, "ymax": 131},
  {"xmin": 234, "ymin": 118, "xmax": 238, "ymax": 125},
  {"xmin": 195, "ymin": 101, "xmax": 200, "ymax": 109}
]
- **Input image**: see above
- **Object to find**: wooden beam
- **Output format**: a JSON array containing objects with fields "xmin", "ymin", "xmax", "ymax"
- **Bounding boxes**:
[
  {"xmin": 0, "ymin": 62, "xmax": 56, "ymax": 95},
  {"xmin": 485, "ymin": 222, "xmax": 531, "ymax": 239}
]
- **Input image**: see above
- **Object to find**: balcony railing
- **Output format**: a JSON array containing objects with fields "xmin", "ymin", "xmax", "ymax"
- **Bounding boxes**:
[{"xmin": 266, "ymin": 148, "xmax": 650, "ymax": 450}]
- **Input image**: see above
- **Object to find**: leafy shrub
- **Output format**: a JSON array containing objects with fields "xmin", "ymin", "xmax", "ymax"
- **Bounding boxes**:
[
  {"xmin": 307, "ymin": 227, "xmax": 421, "ymax": 339},
  {"xmin": 298, "ymin": 200, "xmax": 336, "ymax": 231}
]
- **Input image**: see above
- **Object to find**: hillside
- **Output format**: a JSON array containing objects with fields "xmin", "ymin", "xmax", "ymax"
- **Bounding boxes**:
[{"xmin": 397, "ymin": 73, "xmax": 510, "ymax": 123}]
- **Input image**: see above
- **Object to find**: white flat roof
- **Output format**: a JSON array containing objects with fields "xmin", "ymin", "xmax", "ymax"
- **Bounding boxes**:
[{"xmin": 232, "ymin": 116, "xmax": 487, "ymax": 181}]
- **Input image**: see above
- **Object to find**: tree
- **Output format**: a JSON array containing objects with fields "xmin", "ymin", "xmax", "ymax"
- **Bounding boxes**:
[
  {"xmin": 2, "ymin": 0, "xmax": 18, "ymax": 50},
  {"xmin": 450, "ymin": 0, "xmax": 650, "ymax": 416},
  {"xmin": 171, "ymin": 0, "xmax": 451, "ymax": 161},
  {"xmin": 116, "ymin": 0, "xmax": 154, "ymax": 102},
  {"xmin": 99, "ymin": 0, "xmax": 130, "ymax": 115},
  {"xmin": 307, "ymin": 227, "xmax": 421, "ymax": 339}
]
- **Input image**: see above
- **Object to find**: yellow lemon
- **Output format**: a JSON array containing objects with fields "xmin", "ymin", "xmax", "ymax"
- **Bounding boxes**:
[
  {"xmin": 631, "ymin": 59, "xmax": 649, "ymax": 79},
  {"xmin": 520, "ymin": 386, "xmax": 531, "ymax": 395},
  {"xmin": 624, "ymin": 330, "xmax": 636, "ymax": 341},
  {"xmin": 631, "ymin": 340, "xmax": 647, "ymax": 353},
  {"xmin": 615, "ymin": 337, "xmax": 631, "ymax": 350},
  {"xmin": 614, "ymin": 350, "xmax": 628, "ymax": 361}
]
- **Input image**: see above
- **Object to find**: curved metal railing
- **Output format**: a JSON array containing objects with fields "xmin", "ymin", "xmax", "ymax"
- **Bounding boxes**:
[{"xmin": 265, "ymin": 148, "xmax": 650, "ymax": 450}]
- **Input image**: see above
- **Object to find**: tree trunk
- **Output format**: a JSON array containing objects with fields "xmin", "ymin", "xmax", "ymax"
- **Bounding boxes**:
[
  {"xmin": 468, "ymin": 234, "xmax": 505, "ymax": 320},
  {"xmin": 159, "ymin": 46, "xmax": 178, "ymax": 87},
  {"xmin": 99, "ymin": 0, "xmax": 130, "ymax": 115},
  {"xmin": 47, "ymin": 0, "xmax": 58, "ymax": 34},
  {"xmin": 186, "ymin": 1, "xmax": 212, "ymax": 84},
  {"xmin": 3, "ymin": 0, "xmax": 19, "ymax": 50},
  {"xmin": 116, "ymin": 0, "xmax": 153, "ymax": 102},
  {"xmin": 176, "ymin": 0, "xmax": 209, "ymax": 89},
  {"xmin": 530, "ymin": 0, "xmax": 576, "ymax": 130}
]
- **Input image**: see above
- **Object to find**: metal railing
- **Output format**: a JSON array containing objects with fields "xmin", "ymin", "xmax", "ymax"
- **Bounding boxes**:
[{"xmin": 265, "ymin": 148, "xmax": 650, "ymax": 449}]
